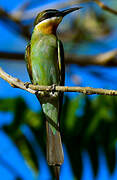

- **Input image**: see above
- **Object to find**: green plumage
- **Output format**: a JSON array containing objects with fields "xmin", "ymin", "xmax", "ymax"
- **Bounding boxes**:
[
  {"xmin": 25, "ymin": 7, "xmax": 81, "ymax": 172},
  {"xmin": 26, "ymin": 28, "xmax": 64, "ymax": 132},
  {"xmin": 31, "ymin": 32, "xmax": 59, "ymax": 86},
  {"xmin": 25, "ymin": 26, "xmax": 65, "ymax": 166}
]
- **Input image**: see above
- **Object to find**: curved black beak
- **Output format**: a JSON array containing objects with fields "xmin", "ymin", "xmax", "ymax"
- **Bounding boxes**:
[{"xmin": 61, "ymin": 7, "xmax": 82, "ymax": 17}]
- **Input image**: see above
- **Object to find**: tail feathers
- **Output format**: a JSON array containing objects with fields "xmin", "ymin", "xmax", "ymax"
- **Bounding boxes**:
[
  {"xmin": 46, "ymin": 120, "xmax": 64, "ymax": 166},
  {"xmin": 54, "ymin": 165, "xmax": 60, "ymax": 180}
]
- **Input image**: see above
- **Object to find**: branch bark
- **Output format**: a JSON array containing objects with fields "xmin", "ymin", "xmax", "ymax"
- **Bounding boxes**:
[{"xmin": 0, "ymin": 67, "xmax": 117, "ymax": 96}]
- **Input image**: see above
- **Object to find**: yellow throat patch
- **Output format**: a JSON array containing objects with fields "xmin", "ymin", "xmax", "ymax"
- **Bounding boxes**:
[{"xmin": 35, "ymin": 16, "xmax": 62, "ymax": 34}]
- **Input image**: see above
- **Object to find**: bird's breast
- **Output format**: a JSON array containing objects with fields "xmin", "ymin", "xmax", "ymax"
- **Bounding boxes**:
[{"xmin": 30, "ymin": 34, "xmax": 59, "ymax": 86}]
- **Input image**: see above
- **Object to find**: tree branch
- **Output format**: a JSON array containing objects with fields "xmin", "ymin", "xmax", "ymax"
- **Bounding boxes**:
[
  {"xmin": 0, "ymin": 67, "xmax": 35, "ymax": 94},
  {"xmin": 0, "ymin": 49, "xmax": 117, "ymax": 66},
  {"xmin": 65, "ymin": 49, "xmax": 117, "ymax": 66},
  {"xmin": 93, "ymin": 0, "xmax": 117, "ymax": 15},
  {"xmin": 0, "ymin": 52, "xmax": 24, "ymax": 60},
  {"xmin": 0, "ymin": 7, "xmax": 30, "ymax": 39},
  {"xmin": 0, "ymin": 67, "xmax": 117, "ymax": 96}
]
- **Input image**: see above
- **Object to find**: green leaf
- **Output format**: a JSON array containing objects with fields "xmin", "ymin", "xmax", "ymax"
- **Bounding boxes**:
[{"xmin": 62, "ymin": 96, "xmax": 79, "ymax": 133}]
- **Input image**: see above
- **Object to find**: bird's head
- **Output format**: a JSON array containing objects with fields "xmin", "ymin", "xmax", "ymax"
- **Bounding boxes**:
[{"xmin": 34, "ymin": 7, "xmax": 82, "ymax": 34}]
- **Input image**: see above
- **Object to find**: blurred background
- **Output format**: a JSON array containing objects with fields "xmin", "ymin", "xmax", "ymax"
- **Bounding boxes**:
[{"xmin": 0, "ymin": 0, "xmax": 117, "ymax": 179}]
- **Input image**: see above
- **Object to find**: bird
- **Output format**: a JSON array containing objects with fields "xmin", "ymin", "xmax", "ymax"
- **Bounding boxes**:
[{"xmin": 25, "ymin": 7, "xmax": 82, "ymax": 179}]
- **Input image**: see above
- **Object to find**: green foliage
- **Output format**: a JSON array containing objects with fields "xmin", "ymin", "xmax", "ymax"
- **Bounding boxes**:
[
  {"xmin": 1, "ymin": 95, "xmax": 117, "ymax": 179},
  {"xmin": 0, "ymin": 97, "xmax": 41, "ymax": 174}
]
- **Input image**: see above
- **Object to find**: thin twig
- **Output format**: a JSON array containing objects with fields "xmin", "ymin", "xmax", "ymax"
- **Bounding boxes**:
[
  {"xmin": 93, "ymin": 0, "xmax": 117, "ymax": 15},
  {"xmin": 0, "ymin": 67, "xmax": 117, "ymax": 96}
]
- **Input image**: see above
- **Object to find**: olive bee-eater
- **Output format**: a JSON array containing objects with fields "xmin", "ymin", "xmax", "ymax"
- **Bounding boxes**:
[{"xmin": 25, "ymin": 7, "xmax": 81, "ymax": 178}]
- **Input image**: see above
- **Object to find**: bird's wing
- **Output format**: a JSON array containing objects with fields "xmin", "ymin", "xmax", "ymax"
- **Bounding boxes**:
[
  {"xmin": 57, "ymin": 40, "xmax": 65, "ymax": 86},
  {"xmin": 25, "ymin": 43, "xmax": 33, "ymax": 81},
  {"xmin": 57, "ymin": 40, "xmax": 65, "ymax": 121}
]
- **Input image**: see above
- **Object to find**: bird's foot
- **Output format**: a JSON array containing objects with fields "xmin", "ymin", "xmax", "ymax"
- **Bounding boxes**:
[
  {"xmin": 36, "ymin": 84, "xmax": 58, "ymax": 98},
  {"xmin": 50, "ymin": 92, "xmax": 58, "ymax": 98},
  {"xmin": 49, "ymin": 84, "xmax": 58, "ymax": 97},
  {"xmin": 50, "ymin": 84, "xmax": 56, "ymax": 94},
  {"xmin": 24, "ymin": 82, "xmax": 32, "ymax": 88},
  {"xmin": 36, "ymin": 90, "xmax": 45, "ymax": 96}
]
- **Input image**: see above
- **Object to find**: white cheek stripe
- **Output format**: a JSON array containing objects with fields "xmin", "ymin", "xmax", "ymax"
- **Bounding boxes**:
[{"xmin": 35, "ymin": 17, "xmax": 60, "ymax": 28}]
